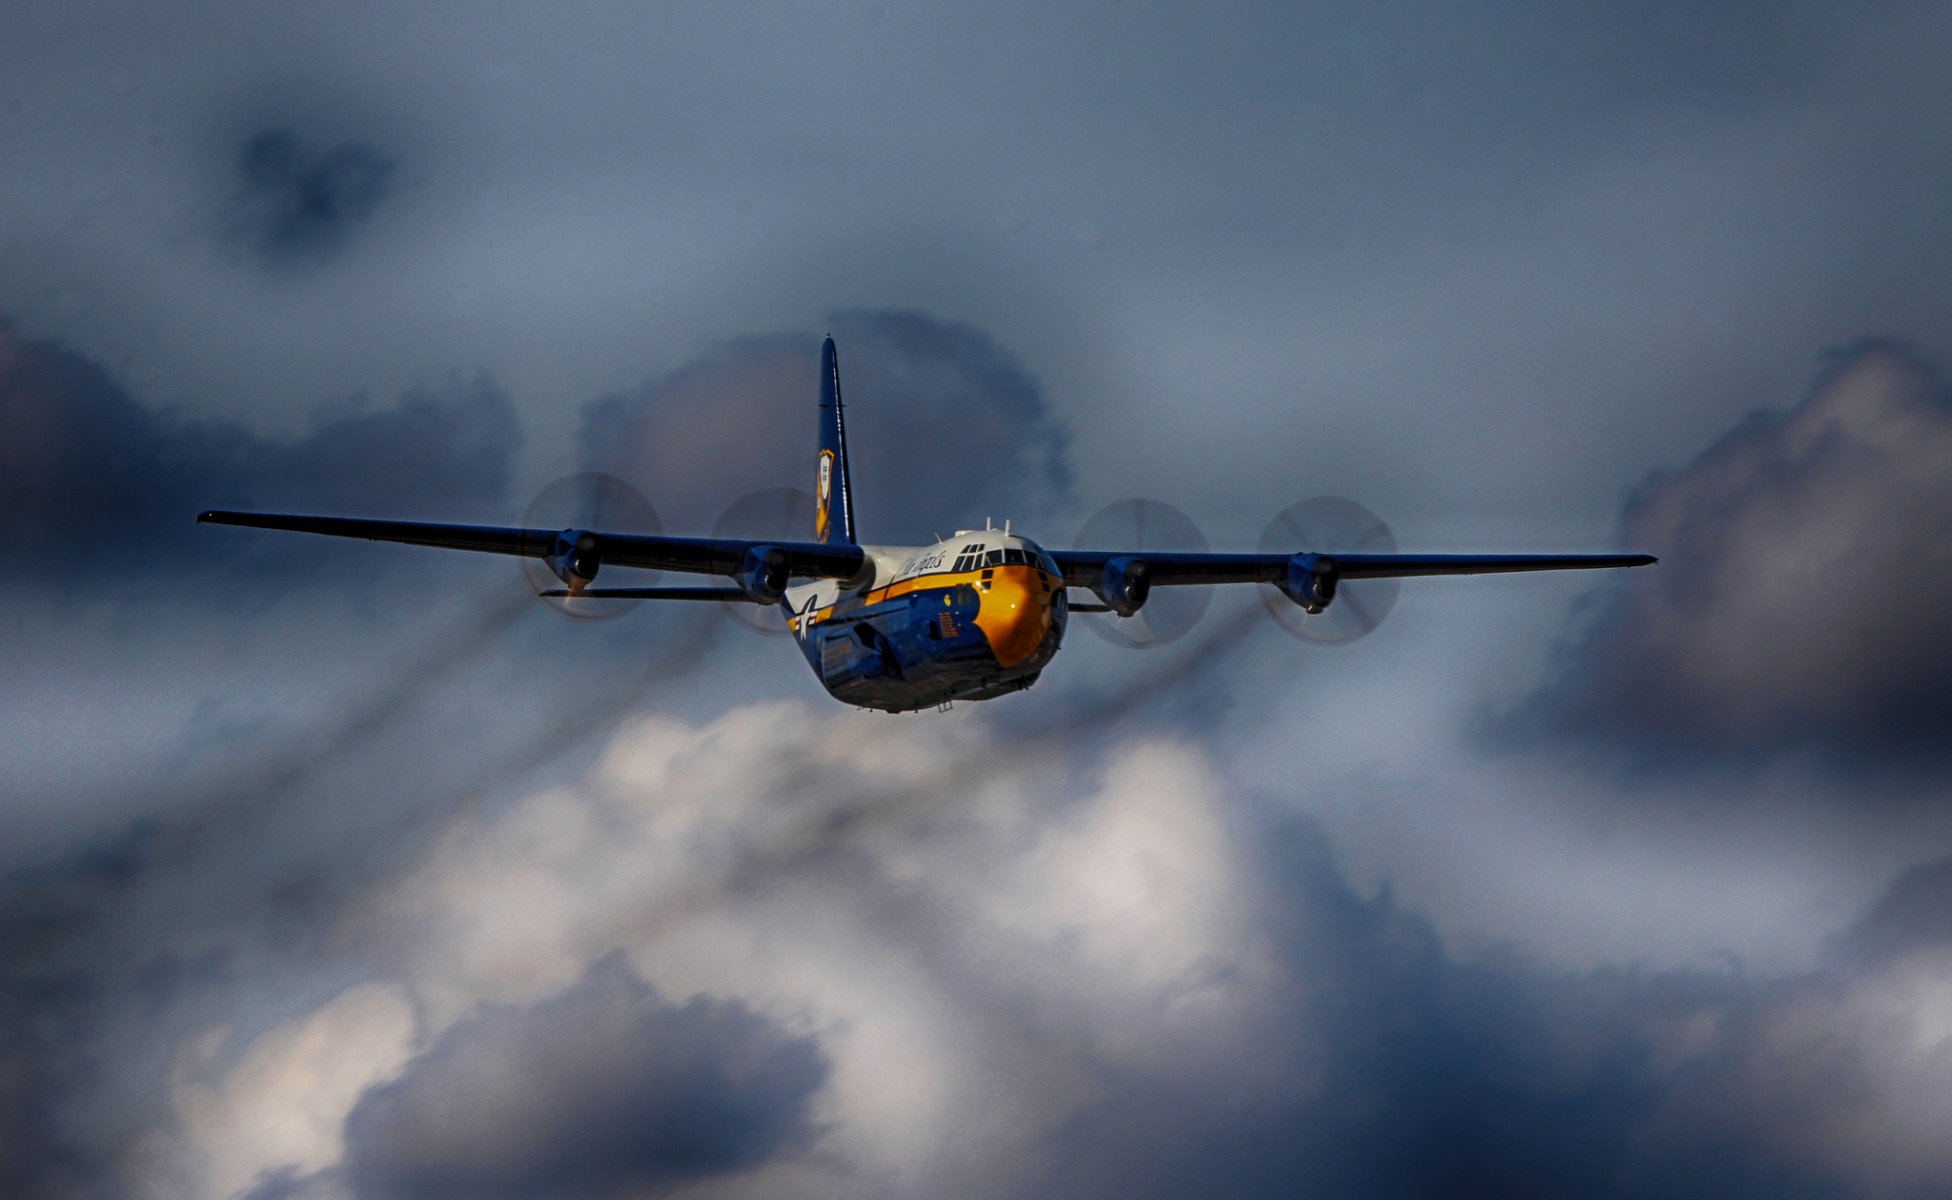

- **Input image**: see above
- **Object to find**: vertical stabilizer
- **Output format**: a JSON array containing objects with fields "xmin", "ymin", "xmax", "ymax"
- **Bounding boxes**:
[{"xmin": 815, "ymin": 336, "xmax": 857, "ymax": 545}]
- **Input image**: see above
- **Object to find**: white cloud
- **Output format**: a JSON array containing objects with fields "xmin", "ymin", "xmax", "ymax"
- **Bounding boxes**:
[
  {"xmin": 165, "ymin": 984, "xmax": 416, "ymax": 1200},
  {"xmin": 1657, "ymin": 945, "xmax": 1952, "ymax": 1198},
  {"xmin": 331, "ymin": 701, "xmax": 1274, "ymax": 1193}
]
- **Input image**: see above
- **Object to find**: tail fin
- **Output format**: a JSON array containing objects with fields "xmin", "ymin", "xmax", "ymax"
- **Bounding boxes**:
[{"xmin": 815, "ymin": 335, "xmax": 857, "ymax": 545}]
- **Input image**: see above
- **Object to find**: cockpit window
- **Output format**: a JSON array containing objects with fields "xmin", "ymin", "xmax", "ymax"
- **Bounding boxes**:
[
  {"xmin": 1003, "ymin": 548, "xmax": 1025, "ymax": 565},
  {"xmin": 984, "ymin": 549, "xmax": 1004, "ymax": 567}
]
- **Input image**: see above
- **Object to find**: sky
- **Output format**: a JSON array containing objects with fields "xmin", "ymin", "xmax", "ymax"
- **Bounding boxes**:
[{"xmin": 5, "ymin": 2, "xmax": 1952, "ymax": 1197}]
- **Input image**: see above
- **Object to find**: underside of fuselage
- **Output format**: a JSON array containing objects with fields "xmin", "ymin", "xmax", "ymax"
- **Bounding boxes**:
[{"xmin": 787, "ymin": 538, "xmax": 1068, "ymax": 712}]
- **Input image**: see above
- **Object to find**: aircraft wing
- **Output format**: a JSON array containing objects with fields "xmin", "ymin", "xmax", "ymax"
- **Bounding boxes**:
[
  {"xmin": 196, "ymin": 510, "xmax": 868, "ymax": 582},
  {"xmin": 1047, "ymin": 549, "xmax": 1656, "ymax": 589}
]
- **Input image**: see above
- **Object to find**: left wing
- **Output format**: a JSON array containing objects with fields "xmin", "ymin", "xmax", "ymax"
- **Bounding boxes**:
[{"xmin": 196, "ymin": 510, "xmax": 869, "ymax": 599}]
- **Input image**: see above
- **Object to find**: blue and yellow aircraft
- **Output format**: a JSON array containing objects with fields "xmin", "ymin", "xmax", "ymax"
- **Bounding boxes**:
[{"xmin": 200, "ymin": 338, "xmax": 1654, "ymax": 712}]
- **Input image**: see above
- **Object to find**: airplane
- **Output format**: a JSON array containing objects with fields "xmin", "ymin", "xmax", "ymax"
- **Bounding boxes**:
[{"xmin": 199, "ymin": 337, "xmax": 1655, "ymax": 713}]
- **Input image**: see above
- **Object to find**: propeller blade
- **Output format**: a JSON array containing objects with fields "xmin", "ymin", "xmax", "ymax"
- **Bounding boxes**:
[
  {"xmin": 1258, "ymin": 496, "xmax": 1400, "ymax": 644},
  {"xmin": 710, "ymin": 486, "xmax": 815, "ymax": 636},
  {"xmin": 1073, "ymin": 498, "xmax": 1211, "ymax": 648},
  {"xmin": 519, "ymin": 472, "xmax": 661, "ymax": 622}
]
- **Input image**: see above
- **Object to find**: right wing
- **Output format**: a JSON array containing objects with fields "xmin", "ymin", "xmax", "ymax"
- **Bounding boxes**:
[
  {"xmin": 1046, "ymin": 549, "xmax": 1656, "ymax": 589},
  {"xmin": 1045, "ymin": 546, "xmax": 1654, "ymax": 616}
]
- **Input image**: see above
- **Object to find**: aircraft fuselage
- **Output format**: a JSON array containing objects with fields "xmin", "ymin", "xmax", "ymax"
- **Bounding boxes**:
[{"xmin": 785, "ymin": 528, "xmax": 1067, "ymax": 712}]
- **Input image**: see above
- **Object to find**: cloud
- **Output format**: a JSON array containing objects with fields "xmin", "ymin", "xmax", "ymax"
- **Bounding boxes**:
[
  {"xmin": 0, "ymin": 1005, "xmax": 95, "ymax": 1200},
  {"xmin": 227, "ymin": 129, "xmax": 397, "ymax": 266},
  {"xmin": 578, "ymin": 309, "xmax": 1071, "ymax": 542},
  {"xmin": 17, "ymin": 301, "xmax": 1952, "ymax": 1199},
  {"xmin": 171, "ymin": 984, "xmax": 418, "ymax": 1200},
  {"xmin": 331, "ymin": 700, "xmax": 1952, "ymax": 1200},
  {"xmin": 1493, "ymin": 340, "xmax": 1952, "ymax": 772},
  {"xmin": 1640, "ymin": 858, "xmax": 1952, "ymax": 1199},
  {"xmin": 338, "ymin": 955, "xmax": 827, "ymax": 1200},
  {"xmin": 7, "ymin": 688, "xmax": 1935, "ymax": 1200},
  {"xmin": 0, "ymin": 320, "xmax": 518, "ymax": 578}
]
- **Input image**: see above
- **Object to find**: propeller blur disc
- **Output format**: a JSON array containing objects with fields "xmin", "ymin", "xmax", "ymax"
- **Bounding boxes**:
[
  {"xmin": 1258, "ymin": 496, "xmax": 1399, "ymax": 644},
  {"xmin": 520, "ymin": 472, "xmax": 661, "ymax": 621},
  {"xmin": 1073, "ymin": 498, "xmax": 1211, "ymax": 648},
  {"xmin": 711, "ymin": 486, "xmax": 815, "ymax": 636}
]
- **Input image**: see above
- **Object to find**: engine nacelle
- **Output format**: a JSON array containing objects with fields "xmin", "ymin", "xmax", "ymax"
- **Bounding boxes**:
[
  {"xmin": 1278, "ymin": 553, "xmax": 1338, "ymax": 614},
  {"xmin": 739, "ymin": 544, "xmax": 792, "ymax": 606},
  {"xmin": 1093, "ymin": 555, "xmax": 1152, "ymax": 617},
  {"xmin": 547, "ymin": 529, "xmax": 602, "ymax": 588}
]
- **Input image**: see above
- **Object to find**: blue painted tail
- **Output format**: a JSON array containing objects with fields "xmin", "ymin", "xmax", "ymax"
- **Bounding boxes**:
[{"xmin": 815, "ymin": 336, "xmax": 857, "ymax": 545}]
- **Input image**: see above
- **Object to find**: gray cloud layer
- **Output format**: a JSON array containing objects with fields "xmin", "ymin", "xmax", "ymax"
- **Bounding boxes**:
[
  {"xmin": 338, "ymin": 955, "xmax": 827, "ymax": 1200},
  {"xmin": 6, "ymin": 4, "xmax": 1952, "ymax": 1197},
  {"xmin": 579, "ymin": 309, "xmax": 1070, "ymax": 541},
  {"xmin": 272, "ymin": 710, "xmax": 1952, "ymax": 1200},
  {"xmin": 0, "ymin": 320, "xmax": 516, "ymax": 576},
  {"xmin": 1496, "ymin": 341, "xmax": 1952, "ymax": 773},
  {"xmin": 10, "ymin": 309, "xmax": 1952, "ymax": 1200},
  {"xmin": 227, "ymin": 129, "xmax": 397, "ymax": 267}
]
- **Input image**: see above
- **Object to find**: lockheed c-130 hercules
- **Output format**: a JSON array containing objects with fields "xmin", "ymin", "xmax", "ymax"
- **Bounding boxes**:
[{"xmin": 199, "ymin": 337, "xmax": 1655, "ymax": 713}]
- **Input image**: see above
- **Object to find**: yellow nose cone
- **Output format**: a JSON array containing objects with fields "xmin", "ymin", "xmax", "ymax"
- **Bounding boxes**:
[{"xmin": 973, "ymin": 566, "xmax": 1053, "ymax": 668}]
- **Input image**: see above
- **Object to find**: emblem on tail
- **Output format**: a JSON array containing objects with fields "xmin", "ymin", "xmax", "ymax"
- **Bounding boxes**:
[{"xmin": 815, "ymin": 449, "xmax": 836, "ymax": 542}]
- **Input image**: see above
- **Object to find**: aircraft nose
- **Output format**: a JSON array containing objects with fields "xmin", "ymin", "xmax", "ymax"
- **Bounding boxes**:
[{"xmin": 974, "ymin": 566, "xmax": 1054, "ymax": 668}]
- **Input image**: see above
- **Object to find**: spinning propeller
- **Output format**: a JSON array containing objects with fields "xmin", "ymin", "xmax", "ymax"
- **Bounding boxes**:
[
  {"xmin": 520, "ymin": 472, "xmax": 662, "ymax": 621},
  {"xmin": 1072, "ymin": 498, "xmax": 1211, "ymax": 648},
  {"xmin": 1070, "ymin": 495, "xmax": 1400, "ymax": 647},
  {"xmin": 711, "ymin": 486, "xmax": 815, "ymax": 636},
  {"xmin": 1257, "ymin": 496, "xmax": 1399, "ymax": 644}
]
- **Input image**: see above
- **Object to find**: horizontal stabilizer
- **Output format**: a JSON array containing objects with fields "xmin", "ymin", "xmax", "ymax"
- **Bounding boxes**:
[{"xmin": 539, "ymin": 587, "xmax": 764, "ymax": 602}]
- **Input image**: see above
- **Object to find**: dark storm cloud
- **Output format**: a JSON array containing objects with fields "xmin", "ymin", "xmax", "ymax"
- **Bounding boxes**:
[
  {"xmin": 0, "ymin": 316, "xmax": 535, "ymax": 942},
  {"xmin": 227, "ymin": 128, "xmax": 397, "ymax": 266},
  {"xmin": 983, "ymin": 812, "xmax": 1952, "ymax": 1200},
  {"xmin": 1836, "ymin": 858, "xmax": 1952, "ymax": 970},
  {"xmin": 0, "ymin": 320, "xmax": 532, "ymax": 1199},
  {"xmin": 1492, "ymin": 340, "xmax": 1952, "ymax": 772},
  {"xmin": 0, "ymin": 980, "xmax": 97, "ymax": 1200},
  {"xmin": 338, "ymin": 954, "xmax": 826, "ymax": 1200},
  {"xmin": 0, "ymin": 606, "xmax": 740, "ymax": 1200},
  {"xmin": 579, "ymin": 309, "xmax": 1071, "ymax": 542},
  {"xmin": 1630, "ymin": 856, "xmax": 1952, "ymax": 1199},
  {"xmin": 237, "ymin": 1169, "xmax": 346, "ymax": 1200},
  {"xmin": 0, "ymin": 319, "xmax": 517, "ymax": 576},
  {"xmin": 546, "ymin": 709, "xmax": 1944, "ymax": 1200}
]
